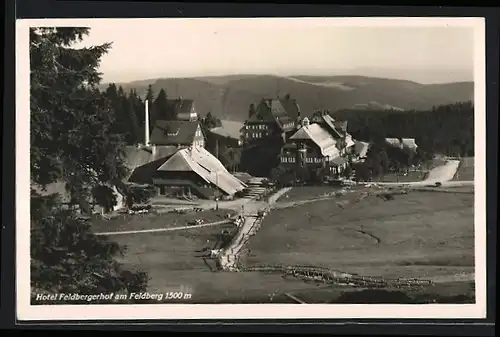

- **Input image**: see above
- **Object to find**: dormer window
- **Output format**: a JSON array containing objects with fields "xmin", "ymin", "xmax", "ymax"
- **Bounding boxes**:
[{"xmin": 166, "ymin": 129, "xmax": 180, "ymax": 136}]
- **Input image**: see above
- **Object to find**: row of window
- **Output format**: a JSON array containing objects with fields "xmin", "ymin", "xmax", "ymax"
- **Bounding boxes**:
[
  {"xmin": 192, "ymin": 140, "xmax": 204, "ymax": 147},
  {"xmin": 248, "ymin": 132, "xmax": 267, "ymax": 139},
  {"xmin": 246, "ymin": 124, "xmax": 268, "ymax": 130},
  {"xmin": 280, "ymin": 157, "xmax": 324, "ymax": 164}
]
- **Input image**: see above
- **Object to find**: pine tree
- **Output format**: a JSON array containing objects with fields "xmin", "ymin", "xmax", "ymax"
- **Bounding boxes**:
[
  {"xmin": 130, "ymin": 89, "xmax": 146, "ymax": 142},
  {"xmin": 30, "ymin": 27, "xmax": 148, "ymax": 301},
  {"xmin": 127, "ymin": 89, "xmax": 141, "ymax": 144},
  {"xmin": 153, "ymin": 88, "xmax": 171, "ymax": 121}
]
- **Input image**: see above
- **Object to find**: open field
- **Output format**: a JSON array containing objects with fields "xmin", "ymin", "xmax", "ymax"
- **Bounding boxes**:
[
  {"xmin": 453, "ymin": 157, "xmax": 475, "ymax": 181},
  {"xmin": 107, "ymin": 222, "xmax": 474, "ymax": 303},
  {"xmin": 106, "ymin": 223, "xmax": 340, "ymax": 303},
  {"xmin": 245, "ymin": 190, "xmax": 474, "ymax": 284},
  {"xmin": 93, "ymin": 185, "xmax": 475, "ymax": 303},
  {"xmin": 276, "ymin": 186, "xmax": 343, "ymax": 203},
  {"xmin": 90, "ymin": 209, "xmax": 234, "ymax": 234},
  {"xmin": 94, "ymin": 188, "xmax": 475, "ymax": 303}
]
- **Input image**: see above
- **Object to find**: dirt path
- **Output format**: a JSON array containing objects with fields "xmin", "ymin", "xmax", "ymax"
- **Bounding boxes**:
[
  {"xmin": 218, "ymin": 187, "xmax": 292, "ymax": 271},
  {"xmin": 94, "ymin": 219, "xmax": 231, "ymax": 236}
]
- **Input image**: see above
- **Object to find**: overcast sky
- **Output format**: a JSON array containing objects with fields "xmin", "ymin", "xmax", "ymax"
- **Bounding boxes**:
[{"xmin": 74, "ymin": 18, "xmax": 476, "ymax": 84}]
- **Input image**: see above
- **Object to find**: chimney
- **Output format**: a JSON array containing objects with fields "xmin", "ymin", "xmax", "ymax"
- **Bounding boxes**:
[{"xmin": 145, "ymin": 99, "xmax": 150, "ymax": 146}]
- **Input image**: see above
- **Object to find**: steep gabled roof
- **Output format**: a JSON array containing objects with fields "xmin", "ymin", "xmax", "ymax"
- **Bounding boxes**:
[
  {"xmin": 149, "ymin": 120, "xmax": 200, "ymax": 146},
  {"xmin": 317, "ymin": 113, "xmax": 344, "ymax": 138},
  {"xmin": 247, "ymin": 99, "xmax": 293, "ymax": 130},
  {"xmin": 123, "ymin": 145, "xmax": 178, "ymax": 183},
  {"xmin": 157, "ymin": 146, "xmax": 247, "ymax": 196},
  {"xmin": 167, "ymin": 99, "xmax": 194, "ymax": 115},
  {"xmin": 279, "ymin": 98, "xmax": 301, "ymax": 120},
  {"xmin": 289, "ymin": 123, "xmax": 340, "ymax": 158},
  {"xmin": 209, "ymin": 120, "xmax": 244, "ymax": 141}
]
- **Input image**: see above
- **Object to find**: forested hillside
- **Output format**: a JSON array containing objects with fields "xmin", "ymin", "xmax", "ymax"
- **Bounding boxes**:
[
  {"xmin": 102, "ymin": 75, "xmax": 474, "ymax": 122},
  {"xmin": 333, "ymin": 101, "xmax": 474, "ymax": 157}
]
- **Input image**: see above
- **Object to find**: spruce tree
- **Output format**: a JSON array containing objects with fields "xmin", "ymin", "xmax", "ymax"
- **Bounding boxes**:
[
  {"xmin": 30, "ymin": 27, "xmax": 148, "ymax": 302},
  {"xmin": 154, "ymin": 88, "xmax": 171, "ymax": 121}
]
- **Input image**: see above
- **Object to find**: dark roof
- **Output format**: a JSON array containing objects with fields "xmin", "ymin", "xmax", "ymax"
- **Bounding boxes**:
[
  {"xmin": 124, "ymin": 145, "xmax": 178, "ymax": 183},
  {"xmin": 311, "ymin": 111, "xmax": 344, "ymax": 138},
  {"xmin": 149, "ymin": 120, "xmax": 200, "ymax": 146},
  {"xmin": 279, "ymin": 98, "xmax": 301, "ymax": 120},
  {"xmin": 247, "ymin": 99, "xmax": 294, "ymax": 130},
  {"xmin": 167, "ymin": 99, "xmax": 194, "ymax": 115},
  {"xmin": 323, "ymin": 114, "xmax": 344, "ymax": 138}
]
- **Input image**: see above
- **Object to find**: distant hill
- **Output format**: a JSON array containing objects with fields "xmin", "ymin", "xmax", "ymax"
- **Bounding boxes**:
[{"xmin": 101, "ymin": 75, "xmax": 474, "ymax": 122}]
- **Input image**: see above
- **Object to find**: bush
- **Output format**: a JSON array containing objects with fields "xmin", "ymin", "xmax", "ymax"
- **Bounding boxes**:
[
  {"xmin": 91, "ymin": 185, "xmax": 117, "ymax": 213},
  {"xmin": 126, "ymin": 184, "xmax": 157, "ymax": 207}
]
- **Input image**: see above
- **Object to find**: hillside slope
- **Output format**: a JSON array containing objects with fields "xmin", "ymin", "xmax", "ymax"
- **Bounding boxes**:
[{"xmin": 103, "ymin": 75, "xmax": 474, "ymax": 122}]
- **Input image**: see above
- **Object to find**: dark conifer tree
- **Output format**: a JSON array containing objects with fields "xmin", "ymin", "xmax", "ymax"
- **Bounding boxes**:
[
  {"xmin": 153, "ymin": 88, "xmax": 171, "ymax": 121},
  {"xmin": 30, "ymin": 27, "xmax": 148, "ymax": 300}
]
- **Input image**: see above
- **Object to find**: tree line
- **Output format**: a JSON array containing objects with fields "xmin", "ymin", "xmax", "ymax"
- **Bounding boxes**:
[
  {"xmin": 333, "ymin": 101, "xmax": 474, "ymax": 157},
  {"xmin": 237, "ymin": 101, "xmax": 474, "ymax": 182},
  {"xmin": 103, "ymin": 84, "xmax": 182, "ymax": 145}
]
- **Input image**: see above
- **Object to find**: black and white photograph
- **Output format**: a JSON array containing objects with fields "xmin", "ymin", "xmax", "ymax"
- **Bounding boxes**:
[{"xmin": 16, "ymin": 17, "xmax": 486, "ymax": 320}]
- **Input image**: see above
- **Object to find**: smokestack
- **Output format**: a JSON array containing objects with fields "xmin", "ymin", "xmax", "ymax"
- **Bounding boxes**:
[{"xmin": 145, "ymin": 99, "xmax": 150, "ymax": 146}]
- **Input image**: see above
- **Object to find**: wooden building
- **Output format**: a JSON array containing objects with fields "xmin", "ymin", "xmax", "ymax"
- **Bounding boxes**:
[
  {"xmin": 280, "ymin": 111, "xmax": 357, "ymax": 180},
  {"xmin": 244, "ymin": 95, "xmax": 301, "ymax": 144},
  {"xmin": 168, "ymin": 98, "xmax": 199, "ymax": 121},
  {"xmin": 149, "ymin": 120, "xmax": 205, "ymax": 149}
]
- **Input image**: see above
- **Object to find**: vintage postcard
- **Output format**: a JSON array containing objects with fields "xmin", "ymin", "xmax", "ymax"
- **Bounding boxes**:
[{"xmin": 16, "ymin": 17, "xmax": 486, "ymax": 320}]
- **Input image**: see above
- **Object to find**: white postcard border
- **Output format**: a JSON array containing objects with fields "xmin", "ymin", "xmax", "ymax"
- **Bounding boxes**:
[{"xmin": 16, "ymin": 17, "xmax": 487, "ymax": 321}]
